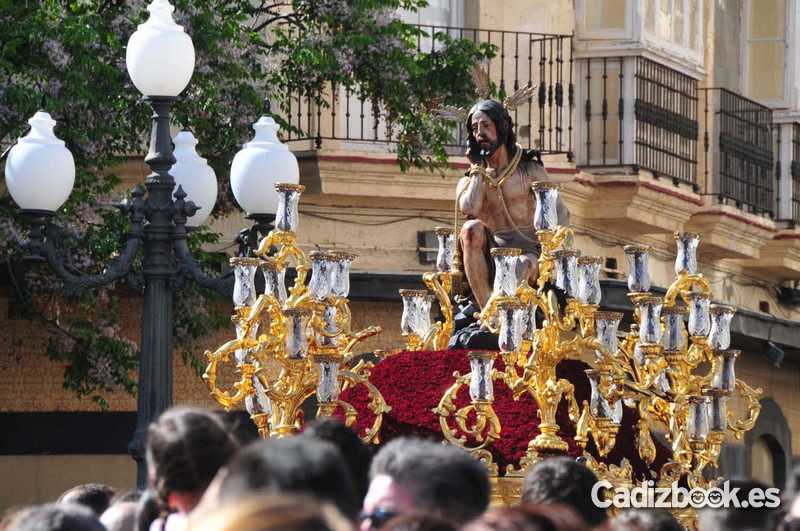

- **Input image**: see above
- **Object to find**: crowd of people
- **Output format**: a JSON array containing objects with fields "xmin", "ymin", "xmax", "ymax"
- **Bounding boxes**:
[{"xmin": 2, "ymin": 406, "xmax": 799, "ymax": 531}]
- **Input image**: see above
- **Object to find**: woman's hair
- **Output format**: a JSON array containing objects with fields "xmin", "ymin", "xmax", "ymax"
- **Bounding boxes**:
[
  {"xmin": 146, "ymin": 407, "xmax": 238, "ymax": 513},
  {"xmin": 462, "ymin": 503, "xmax": 587, "ymax": 531},
  {"xmin": 380, "ymin": 513, "xmax": 456, "ymax": 531},
  {"xmin": 188, "ymin": 494, "xmax": 353, "ymax": 531}
]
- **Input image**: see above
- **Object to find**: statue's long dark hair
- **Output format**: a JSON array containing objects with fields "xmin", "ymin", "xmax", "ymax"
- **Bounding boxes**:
[{"xmin": 465, "ymin": 99, "xmax": 516, "ymax": 164}]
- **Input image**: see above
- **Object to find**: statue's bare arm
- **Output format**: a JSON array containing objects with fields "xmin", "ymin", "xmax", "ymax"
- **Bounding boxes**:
[{"xmin": 457, "ymin": 174, "xmax": 485, "ymax": 219}]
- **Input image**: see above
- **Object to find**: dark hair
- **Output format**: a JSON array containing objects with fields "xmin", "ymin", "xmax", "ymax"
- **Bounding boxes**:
[
  {"xmin": 218, "ymin": 436, "xmax": 359, "ymax": 519},
  {"xmin": 369, "ymin": 437, "xmax": 490, "ymax": 526},
  {"xmin": 697, "ymin": 478, "xmax": 780, "ymax": 531},
  {"xmin": 463, "ymin": 503, "xmax": 587, "ymax": 531},
  {"xmin": 464, "ymin": 99, "xmax": 517, "ymax": 164},
  {"xmin": 521, "ymin": 456, "xmax": 607, "ymax": 526},
  {"xmin": 57, "ymin": 483, "xmax": 116, "ymax": 516},
  {"xmin": 381, "ymin": 513, "xmax": 456, "ymax": 531},
  {"xmin": 303, "ymin": 418, "xmax": 373, "ymax": 501},
  {"xmin": 135, "ymin": 490, "xmax": 160, "ymax": 531},
  {"xmin": 99, "ymin": 501, "xmax": 138, "ymax": 531},
  {"xmin": 7, "ymin": 503, "xmax": 105, "ymax": 531},
  {"xmin": 611, "ymin": 508, "xmax": 683, "ymax": 531},
  {"xmin": 213, "ymin": 410, "xmax": 260, "ymax": 446},
  {"xmin": 112, "ymin": 490, "xmax": 143, "ymax": 504},
  {"xmin": 146, "ymin": 407, "xmax": 237, "ymax": 512}
]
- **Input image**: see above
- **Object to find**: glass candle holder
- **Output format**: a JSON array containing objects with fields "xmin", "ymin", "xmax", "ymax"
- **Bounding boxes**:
[
  {"xmin": 260, "ymin": 260, "xmax": 287, "ymax": 303},
  {"xmin": 283, "ymin": 308, "xmax": 310, "ymax": 359},
  {"xmin": 595, "ymin": 311, "xmax": 623, "ymax": 358},
  {"xmin": 399, "ymin": 289, "xmax": 425, "ymax": 336},
  {"xmin": 413, "ymin": 292, "xmax": 433, "ymax": 338},
  {"xmin": 308, "ymin": 251, "xmax": 334, "ymax": 300},
  {"xmin": 674, "ymin": 232, "xmax": 700, "ymax": 275},
  {"xmin": 245, "ymin": 376, "xmax": 272, "ymax": 416},
  {"xmin": 661, "ymin": 305, "xmax": 687, "ymax": 352},
  {"xmin": 553, "ymin": 249, "xmax": 580, "ymax": 298},
  {"xmin": 468, "ymin": 351, "xmax": 495, "ymax": 401},
  {"xmin": 531, "ymin": 181, "xmax": 560, "ymax": 231},
  {"xmin": 523, "ymin": 302, "xmax": 537, "ymax": 342},
  {"xmin": 709, "ymin": 304, "xmax": 735, "ymax": 350},
  {"xmin": 623, "ymin": 244, "xmax": 651, "ymax": 293},
  {"xmin": 329, "ymin": 251, "xmax": 356, "ymax": 298},
  {"xmin": 586, "ymin": 370, "xmax": 610, "ymax": 419},
  {"xmin": 497, "ymin": 301, "xmax": 526, "ymax": 353},
  {"xmin": 230, "ymin": 257, "xmax": 260, "ymax": 308},
  {"xmin": 712, "ymin": 349, "xmax": 739, "ymax": 392},
  {"xmin": 434, "ymin": 227, "xmax": 455, "ymax": 273},
  {"xmin": 315, "ymin": 356, "xmax": 341, "ymax": 404},
  {"xmin": 274, "ymin": 183, "xmax": 304, "ymax": 232},
  {"xmin": 234, "ymin": 319, "xmax": 260, "ymax": 364},
  {"xmin": 491, "ymin": 247, "xmax": 523, "ymax": 297},
  {"xmin": 636, "ymin": 295, "xmax": 663, "ymax": 344},
  {"xmin": 704, "ymin": 388, "xmax": 729, "ymax": 432},
  {"xmin": 687, "ymin": 395, "xmax": 710, "ymax": 440},
  {"xmin": 319, "ymin": 304, "xmax": 339, "ymax": 347},
  {"xmin": 686, "ymin": 292, "xmax": 711, "ymax": 337},
  {"xmin": 577, "ymin": 256, "xmax": 602, "ymax": 305}
]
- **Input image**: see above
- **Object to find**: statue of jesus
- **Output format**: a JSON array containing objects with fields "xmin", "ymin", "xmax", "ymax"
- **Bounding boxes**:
[{"xmin": 456, "ymin": 99, "xmax": 569, "ymax": 309}]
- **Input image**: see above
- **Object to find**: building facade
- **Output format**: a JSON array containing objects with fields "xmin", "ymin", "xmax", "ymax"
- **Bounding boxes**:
[{"xmin": 1, "ymin": 0, "xmax": 799, "ymax": 508}]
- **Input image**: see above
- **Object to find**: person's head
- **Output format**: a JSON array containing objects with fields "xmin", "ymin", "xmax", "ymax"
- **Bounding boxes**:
[
  {"xmin": 213, "ymin": 410, "xmax": 260, "ymax": 446},
  {"xmin": 189, "ymin": 494, "xmax": 353, "ymax": 531},
  {"xmin": 147, "ymin": 407, "xmax": 238, "ymax": 514},
  {"xmin": 100, "ymin": 501, "xmax": 137, "ymax": 531},
  {"xmin": 363, "ymin": 437, "xmax": 490, "ymax": 530},
  {"xmin": 112, "ymin": 490, "xmax": 142, "ymax": 504},
  {"xmin": 521, "ymin": 456, "xmax": 607, "ymax": 526},
  {"xmin": 7, "ymin": 503, "xmax": 104, "ymax": 531},
  {"xmin": 611, "ymin": 508, "xmax": 682, "ymax": 531},
  {"xmin": 217, "ymin": 436, "xmax": 358, "ymax": 519},
  {"xmin": 380, "ymin": 513, "xmax": 456, "ymax": 531},
  {"xmin": 303, "ymin": 418, "xmax": 373, "ymax": 501},
  {"xmin": 57, "ymin": 483, "xmax": 115, "ymax": 515},
  {"xmin": 135, "ymin": 489, "xmax": 160, "ymax": 531},
  {"xmin": 697, "ymin": 479, "xmax": 780, "ymax": 531},
  {"xmin": 465, "ymin": 99, "xmax": 516, "ymax": 163},
  {"xmin": 462, "ymin": 503, "xmax": 586, "ymax": 531}
]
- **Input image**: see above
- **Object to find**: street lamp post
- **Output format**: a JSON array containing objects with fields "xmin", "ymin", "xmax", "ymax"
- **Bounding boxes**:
[{"xmin": 3, "ymin": 0, "xmax": 298, "ymax": 487}]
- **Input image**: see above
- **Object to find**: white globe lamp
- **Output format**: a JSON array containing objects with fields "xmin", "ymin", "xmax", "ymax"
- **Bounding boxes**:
[
  {"xmin": 5, "ymin": 112, "xmax": 75, "ymax": 212},
  {"xmin": 126, "ymin": 0, "xmax": 195, "ymax": 97},
  {"xmin": 170, "ymin": 131, "xmax": 217, "ymax": 227}
]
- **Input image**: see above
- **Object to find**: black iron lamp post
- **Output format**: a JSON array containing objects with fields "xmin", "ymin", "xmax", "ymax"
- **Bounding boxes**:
[{"xmin": 3, "ymin": 0, "xmax": 299, "ymax": 487}]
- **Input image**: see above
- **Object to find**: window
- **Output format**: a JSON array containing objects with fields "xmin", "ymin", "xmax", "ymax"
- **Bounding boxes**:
[
  {"xmin": 643, "ymin": 0, "xmax": 701, "ymax": 53},
  {"xmin": 586, "ymin": 0, "xmax": 627, "ymax": 30},
  {"xmin": 744, "ymin": 0, "xmax": 787, "ymax": 105}
]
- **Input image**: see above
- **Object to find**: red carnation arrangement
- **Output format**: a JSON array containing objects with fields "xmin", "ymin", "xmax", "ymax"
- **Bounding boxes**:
[{"xmin": 338, "ymin": 350, "xmax": 669, "ymax": 478}]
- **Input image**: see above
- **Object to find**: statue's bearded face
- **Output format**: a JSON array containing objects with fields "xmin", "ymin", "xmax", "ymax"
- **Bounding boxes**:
[{"xmin": 470, "ymin": 110, "xmax": 500, "ymax": 157}]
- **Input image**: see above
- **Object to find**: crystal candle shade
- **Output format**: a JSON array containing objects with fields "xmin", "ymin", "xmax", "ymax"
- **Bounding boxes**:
[
  {"xmin": 330, "ymin": 252, "xmax": 355, "ymax": 298},
  {"xmin": 705, "ymin": 389, "xmax": 728, "ymax": 432},
  {"xmin": 675, "ymin": 232, "xmax": 700, "ymax": 275},
  {"xmin": 497, "ymin": 301, "xmax": 526, "ymax": 353},
  {"xmin": 687, "ymin": 396, "xmax": 710, "ymax": 440},
  {"xmin": 308, "ymin": 252, "xmax": 334, "ymax": 300},
  {"xmin": 231, "ymin": 257, "xmax": 259, "ymax": 307},
  {"xmin": 586, "ymin": 370, "xmax": 622, "ymax": 422},
  {"xmin": 319, "ymin": 304, "xmax": 339, "ymax": 347},
  {"xmin": 245, "ymin": 376, "xmax": 272, "ymax": 416},
  {"xmin": 275, "ymin": 183, "xmax": 304, "ymax": 232},
  {"xmin": 491, "ymin": 248, "xmax": 522, "ymax": 297},
  {"xmin": 712, "ymin": 350, "xmax": 738, "ymax": 392},
  {"xmin": 553, "ymin": 249, "xmax": 579, "ymax": 298},
  {"xmin": 623, "ymin": 245, "xmax": 651, "ymax": 292},
  {"xmin": 414, "ymin": 293, "xmax": 433, "ymax": 338},
  {"xmin": 469, "ymin": 351, "xmax": 495, "ymax": 402},
  {"xmin": 661, "ymin": 306, "xmax": 687, "ymax": 352},
  {"xmin": 595, "ymin": 311, "xmax": 623, "ymax": 358},
  {"xmin": 686, "ymin": 293, "xmax": 711, "ymax": 336},
  {"xmin": 523, "ymin": 302, "xmax": 537, "ymax": 342},
  {"xmin": 577, "ymin": 257, "xmax": 602, "ymax": 305},
  {"xmin": 316, "ymin": 357, "xmax": 341, "ymax": 403},
  {"xmin": 636, "ymin": 296, "xmax": 663, "ymax": 344},
  {"xmin": 435, "ymin": 227, "xmax": 455, "ymax": 273},
  {"xmin": 709, "ymin": 305, "xmax": 735, "ymax": 350},
  {"xmin": 399, "ymin": 290, "xmax": 421, "ymax": 336},
  {"xmin": 234, "ymin": 320, "xmax": 259, "ymax": 364},
  {"xmin": 531, "ymin": 182, "xmax": 560, "ymax": 231},
  {"xmin": 260, "ymin": 260, "xmax": 287, "ymax": 303},
  {"xmin": 284, "ymin": 309, "xmax": 310, "ymax": 359}
]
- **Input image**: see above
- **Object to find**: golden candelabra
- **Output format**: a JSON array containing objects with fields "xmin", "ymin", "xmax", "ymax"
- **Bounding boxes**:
[
  {"xmin": 405, "ymin": 182, "xmax": 762, "ymax": 526},
  {"xmin": 203, "ymin": 183, "xmax": 390, "ymax": 443}
]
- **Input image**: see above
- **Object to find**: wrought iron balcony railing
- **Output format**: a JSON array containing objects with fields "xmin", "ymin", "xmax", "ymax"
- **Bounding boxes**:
[
  {"xmin": 281, "ymin": 26, "xmax": 574, "ymax": 157},
  {"xmin": 577, "ymin": 56, "xmax": 699, "ymax": 186},
  {"xmin": 791, "ymin": 123, "xmax": 800, "ymax": 223},
  {"xmin": 700, "ymin": 88, "xmax": 775, "ymax": 217}
]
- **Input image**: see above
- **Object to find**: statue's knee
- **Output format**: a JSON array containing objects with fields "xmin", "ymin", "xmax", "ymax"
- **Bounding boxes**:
[{"xmin": 460, "ymin": 220, "xmax": 485, "ymax": 249}]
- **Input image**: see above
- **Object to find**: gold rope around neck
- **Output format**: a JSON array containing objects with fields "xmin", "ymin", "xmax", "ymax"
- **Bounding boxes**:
[{"xmin": 467, "ymin": 143, "xmax": 523, "ymax": 189}]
